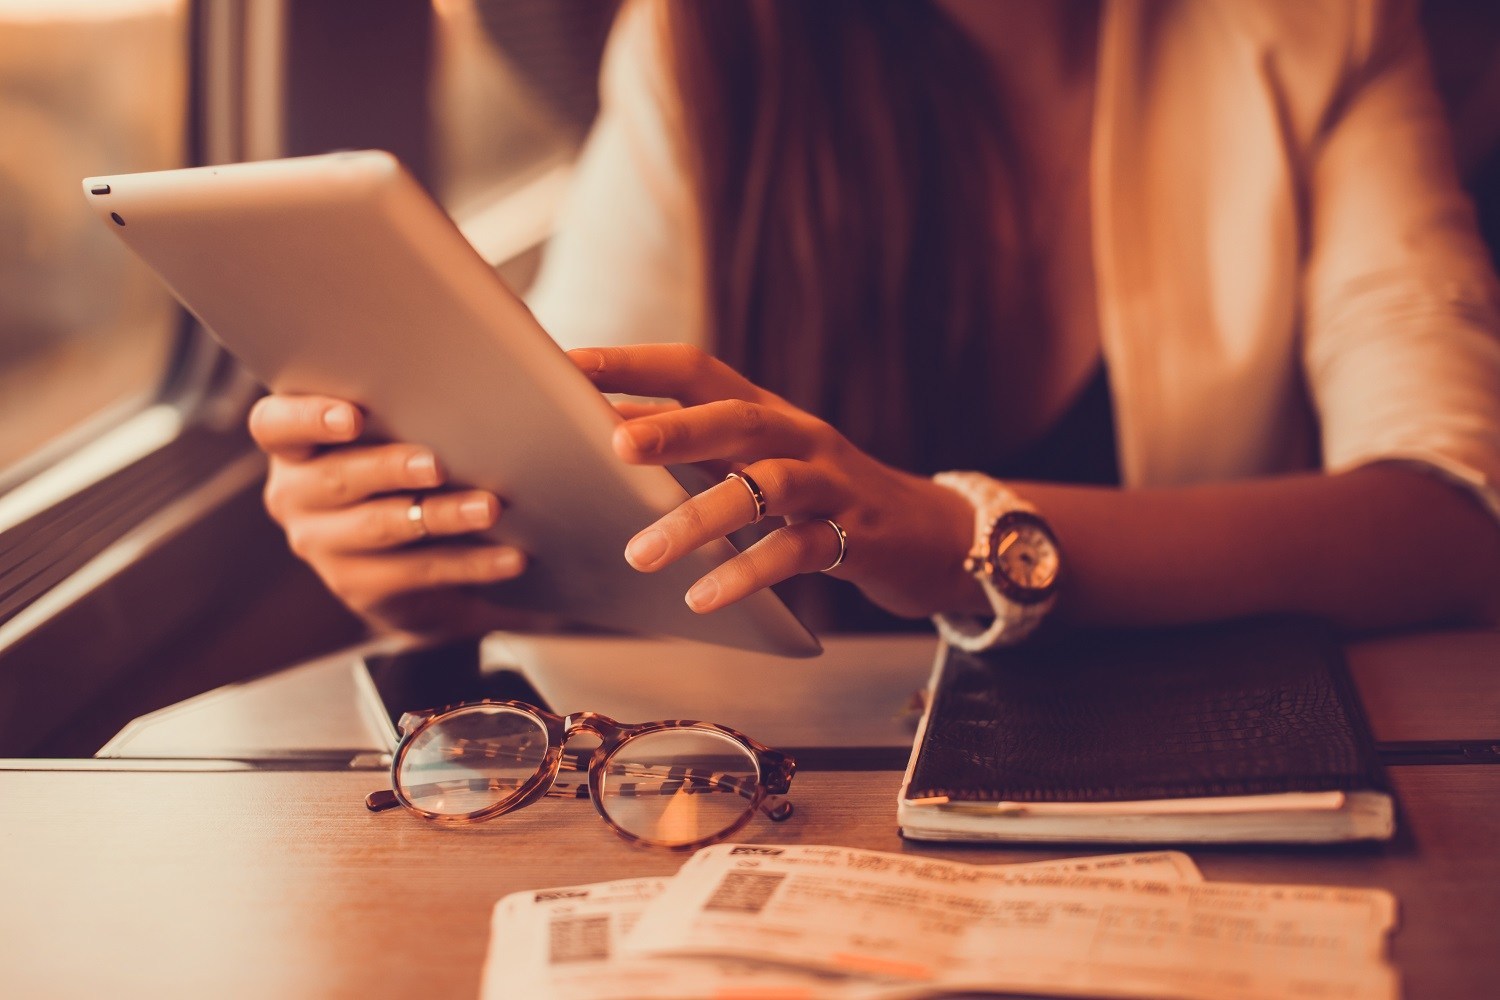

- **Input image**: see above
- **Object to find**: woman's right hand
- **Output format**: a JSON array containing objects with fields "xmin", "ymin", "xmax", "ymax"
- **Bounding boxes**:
[{"xmin": 248, "ymin": 393, "xmax": 527, "ymax": 634}]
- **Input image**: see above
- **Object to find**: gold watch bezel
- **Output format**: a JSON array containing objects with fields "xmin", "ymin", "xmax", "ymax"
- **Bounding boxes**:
[{"xmin": 968, "ymin": 510, "xmax": 1061, "ymax": 606}]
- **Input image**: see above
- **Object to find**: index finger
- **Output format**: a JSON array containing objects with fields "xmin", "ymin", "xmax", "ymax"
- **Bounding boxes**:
[
  {"xmin": 248, "ymin": 394, "xmax": 364, "ymax": 457},
  {"xmin": 568, "ymin": 344, "xmax": 767, "ymax": 407}
]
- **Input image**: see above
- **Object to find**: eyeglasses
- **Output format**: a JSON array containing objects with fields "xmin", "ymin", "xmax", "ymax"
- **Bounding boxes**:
[{"xmin": 365, "ymin": 700, "xmax": 797, "ymax": 850}]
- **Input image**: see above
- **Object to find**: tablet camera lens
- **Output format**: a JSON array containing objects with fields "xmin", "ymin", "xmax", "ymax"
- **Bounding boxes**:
[{"xmin": 110, "ymin": 212, "xmax": 125, "ymax": 227}]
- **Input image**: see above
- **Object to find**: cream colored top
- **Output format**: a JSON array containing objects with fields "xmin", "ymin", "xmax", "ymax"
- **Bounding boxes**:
[{"xmin": 528, "ymin": 0, "xmax": 1500, "ymax": 522}]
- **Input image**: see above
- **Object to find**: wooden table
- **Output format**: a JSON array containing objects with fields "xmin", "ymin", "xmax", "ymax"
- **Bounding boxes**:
[
  {"xmin": 1346, "ymin": 630, "xmax": 1500, "ymax": 743},
  {"xmin": 1, "ymin": 765, "xmax": 1496, "ymax": 999},
  {"xmin": 4, "ymin": 627, "xmax": 1497, "ymax": 999}
]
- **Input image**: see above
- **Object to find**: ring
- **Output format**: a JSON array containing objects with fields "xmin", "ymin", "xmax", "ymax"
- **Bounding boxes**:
[
  {"xmin": 817, "ymin": 518, "xmax": 848, "ymax": 573},
  {"xmin": 726, "ymin": 471, "xmax": 767, "ymax": 524},
  {"xmin": 406, "ymin": 496, "xmax": 430, "ymax": 539}
]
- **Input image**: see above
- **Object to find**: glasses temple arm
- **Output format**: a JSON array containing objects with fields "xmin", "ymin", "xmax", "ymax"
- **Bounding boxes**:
[{"xmin": 366, "ymin": 789, "xmax": 401, "ymax": 812}]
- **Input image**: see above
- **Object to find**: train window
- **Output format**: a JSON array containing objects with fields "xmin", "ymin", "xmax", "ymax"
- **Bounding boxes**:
[
  {"xmin": 0, "ymin": 0, "xmax": 625, "ymax": 759},
  {"xmin": 0, "ymin": 0, "xmax": 191, "ymax": 477}
]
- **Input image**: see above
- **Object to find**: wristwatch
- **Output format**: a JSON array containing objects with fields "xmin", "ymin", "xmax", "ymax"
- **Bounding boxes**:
[{"xmin": 932, "ymin": 471, "xmax": 1062, "ymax": 651}]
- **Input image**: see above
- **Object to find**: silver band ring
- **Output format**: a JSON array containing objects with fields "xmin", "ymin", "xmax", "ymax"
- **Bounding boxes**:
[
  {"xmin": 726, "ymin": 471, "xmax": 767, "ymax": 524},
  {"xmin": 406, "ymin": 496, "xmax": 430, "ymax": 539},
  {"xmin": 817, "ymin": 518, "xmax": 848, "ymax": 573}
]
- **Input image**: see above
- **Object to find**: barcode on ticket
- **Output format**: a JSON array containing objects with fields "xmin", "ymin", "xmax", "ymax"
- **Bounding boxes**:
[
  {"xmin": 548, "ymin": 915, "xmax": 610, "ymax": 964},
  {"xmin": 703, "ymin": 871, "xmax": 787, "ymax": 914}
]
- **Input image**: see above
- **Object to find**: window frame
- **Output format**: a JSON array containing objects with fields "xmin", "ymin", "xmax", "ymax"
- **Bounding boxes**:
[
  {"xmin": 0, "ymin": 0, "xmax": 384, "ymax": 757},
  {"xmin": 0, "ymin": 0, "xmax": 599, "ymax": 757}
]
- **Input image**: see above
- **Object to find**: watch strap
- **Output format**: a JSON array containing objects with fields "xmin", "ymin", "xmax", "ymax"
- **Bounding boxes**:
[
  {"xmin": 933, "ymin": 580, "xmax": 1048, "ymax": 651},
  {"xmin": 931, "ymin": 471, "xmax": 1055, "ymax": 650}
]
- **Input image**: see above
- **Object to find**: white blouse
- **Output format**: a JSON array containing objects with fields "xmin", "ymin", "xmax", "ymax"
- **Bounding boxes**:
[{"xmin": 527, "ymin": 0, "xmax": 1500, "ymax": 523}]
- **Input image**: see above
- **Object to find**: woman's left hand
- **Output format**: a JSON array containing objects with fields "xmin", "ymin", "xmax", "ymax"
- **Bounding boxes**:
[{"xmin": 569, "ymin": 344, "xmax": 982, "ymax": 619}]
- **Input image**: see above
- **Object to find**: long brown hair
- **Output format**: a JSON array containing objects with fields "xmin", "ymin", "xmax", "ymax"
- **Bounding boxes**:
[{"xmin": 662, "ymin": 0, "xmax": 1037, "ymax": 475}]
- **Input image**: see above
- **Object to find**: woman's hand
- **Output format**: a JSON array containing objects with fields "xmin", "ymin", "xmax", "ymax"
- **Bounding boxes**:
[
  {"xmin": 248, "ymin": 394, "xmax": 526, "ymax": 634},
  {"xmin": 569, "ymin": 344, "xmax": 984, "ymax": 619}
]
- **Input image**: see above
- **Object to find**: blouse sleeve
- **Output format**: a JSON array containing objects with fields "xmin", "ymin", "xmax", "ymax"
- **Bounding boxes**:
[
  {"xmin": 1302, "ymin": 0, "xmax": 1500, "ymax": 524},
  {"xmin": 524, "ymin": 0, "xmax": 705, "ymax": 353}
]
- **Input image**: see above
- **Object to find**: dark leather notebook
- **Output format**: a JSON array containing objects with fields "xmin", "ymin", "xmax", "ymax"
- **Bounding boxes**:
[{"xmin": 899, "ymin": 618, "xmax": 1394, "ymax": 843}]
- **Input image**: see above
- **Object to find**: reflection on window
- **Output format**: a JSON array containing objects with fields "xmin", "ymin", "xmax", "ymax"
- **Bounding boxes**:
[{"xmin": 0, "ymin": 0, "xmax": 189, "ymax": 475}]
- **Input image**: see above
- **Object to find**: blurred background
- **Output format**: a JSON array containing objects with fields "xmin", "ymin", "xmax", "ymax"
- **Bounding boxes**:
[
  {"xmin": 0, "ymin": 0, "xmax": 618, "ymax": 756},
  {"xmin": 0, "ymin": 0, "xmax": 619, "ymax": 473},
  {"xmin": 3, "ymin": 0, "xmax": 1499, "ymax": 482},
  {"xmin": 0, "ymin": 0, "xmax": 187, "ymax": 471}
]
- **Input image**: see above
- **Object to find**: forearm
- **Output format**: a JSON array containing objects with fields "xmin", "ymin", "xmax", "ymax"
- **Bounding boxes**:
[
  {"xmin": 570, "ymin": 346, "xmax": 1499, "ymax": 632},
  {"xmin": 1003, "ymin": 465, "xmax": 1500, "ymax": 631}
]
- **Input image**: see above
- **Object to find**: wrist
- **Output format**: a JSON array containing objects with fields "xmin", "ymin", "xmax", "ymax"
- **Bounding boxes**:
[{"xmin": 927, "ymin": 478, "xmax": 995, "ymax": 617}]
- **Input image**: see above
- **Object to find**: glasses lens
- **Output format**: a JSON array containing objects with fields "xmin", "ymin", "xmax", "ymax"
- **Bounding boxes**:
[
  {"xmin": 599, "ymin": 728, "xmax": 761, "ymax": 847},
  {"xmin": 396, "ymin": 705, "xmax": 549, "ymax": 817}
]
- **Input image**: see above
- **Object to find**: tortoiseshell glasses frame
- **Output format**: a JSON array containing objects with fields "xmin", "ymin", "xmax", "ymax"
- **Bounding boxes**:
[{"xmin": 365, "ymin": 699, "xmax": 797, "ymax": 850}]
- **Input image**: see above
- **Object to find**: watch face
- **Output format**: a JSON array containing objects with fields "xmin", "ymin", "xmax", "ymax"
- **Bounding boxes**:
[{"xmin": 987, "ymin": 512, "xmax": 1060, "ymax": 603}]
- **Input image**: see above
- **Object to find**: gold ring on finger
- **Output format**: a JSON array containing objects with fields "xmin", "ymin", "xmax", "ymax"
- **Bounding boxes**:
[
  {"xmin": 817, "ymin": 518, "xmax": 848, "ymax": 573},
  {"xmin": 406, "ymin": 495, "xmax": 430, "ymax": 540},
  {"xmin": 726, "ymin": 471, "xmax": 768, "ymax": 524}
]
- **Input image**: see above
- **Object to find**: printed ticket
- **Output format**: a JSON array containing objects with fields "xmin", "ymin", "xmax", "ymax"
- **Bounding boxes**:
[
  {"xmin": 482, "ymin": 876, "xmax": 862, "ymax": 1000},
  {"xmin": 483, "ymin": 849, "xmax": 1201, "ymax": 1000},
  {"xmin": 621, "ymin": 844, "xmax": 1398, "ymax": 1000}
]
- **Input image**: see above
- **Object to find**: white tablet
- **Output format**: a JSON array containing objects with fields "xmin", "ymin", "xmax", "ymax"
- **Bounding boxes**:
[{"xmin": 83, "ymin": 150, "xmax": 820, "ymax": 658}]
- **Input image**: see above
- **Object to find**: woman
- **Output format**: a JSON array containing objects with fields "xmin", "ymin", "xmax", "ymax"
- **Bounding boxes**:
[{"xmin": 251, "ymin": 0, "xmax": 1500, "ymax": 645}]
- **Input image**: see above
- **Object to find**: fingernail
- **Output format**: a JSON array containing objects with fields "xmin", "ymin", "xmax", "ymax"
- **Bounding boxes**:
[
  {"xmin": 460, "ymin": 496, "xmax": 495, "ymax": 527},
  {"xmin": 625, "ymin": 529, "xmax": 668, "ymax": 569},
  {"xmin": 323, "ymin": 407, "xmax": 355, "ymax": 437},
  {"xmin": 571, "ymin": 349, "xmax": 604, "ymax": 374},
  {"xmin": 622, "ymin": 422, "xmax": 661, "ymax": 455},
  {"xmin": 685, "ymin": 576, "xmax": 719, "ymax": 612},
  {"xmin": 493, "ymin": 549, "xmax": 524, "ymax": 576},
  {"xmin": 406, "ymin": 451, "xmax": 440, "ymax": 485}
]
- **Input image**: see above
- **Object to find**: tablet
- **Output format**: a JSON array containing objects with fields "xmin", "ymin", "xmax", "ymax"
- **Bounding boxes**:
[{"xmin": 82, "ymin": 150, "xmax": 820, "ymax": 657}]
